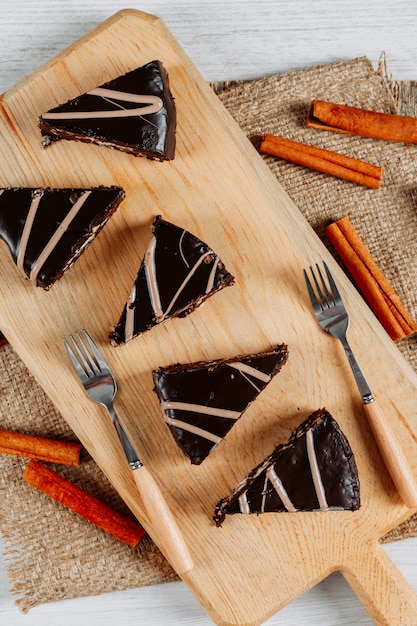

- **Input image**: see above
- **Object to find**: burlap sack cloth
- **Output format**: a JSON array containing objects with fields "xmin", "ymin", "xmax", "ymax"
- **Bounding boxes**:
[{"xmin": 2, "ymin": 55, "xmax": 417, "ymax": 612}]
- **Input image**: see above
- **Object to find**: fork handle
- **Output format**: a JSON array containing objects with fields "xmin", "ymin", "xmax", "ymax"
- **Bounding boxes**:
[
  {"xmin": 132, "ymin": 465, "xmax": 194, "ymax": 575},
  {"xmin": 364, "ymin": 399, "xmax": 417, "ymax": 508},
  {"xmin": 111, "ymin": 413, "xmax": 193, "ymax": 573}
]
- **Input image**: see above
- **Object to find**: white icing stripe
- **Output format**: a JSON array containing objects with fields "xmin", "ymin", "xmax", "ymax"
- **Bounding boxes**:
[
  {"xmin": 238, "ymin": 492, "xmax": 251, "ymax": 514},
  {"xmin": 227, "ymin": 362, "xmax": 271, "ymax": 383},
  {"xmin": 266, "ymin": 466, "xmax": 297, "ymax": 512},
  {"xmin": 205, "ymin": 256, "xmax": 219, "ymax": 294},
  {"xmin": 261, "ymin": 474, "xmax": 269, "ymax": 513},
  {"xmin": 163, "ymin": 251, "xmax": 213, "ymax": 319},
  {"xmin": 124, "ymin": 283, "xmax": 137, "ymax": 343},
  {"xmin": 306, "ymin": 429, "xmax": 329, "ymax": 511},
  {"xmin": 41, "ymin": 89, "xmax": 163, "ymax": 120},
  {"xmin": 89, "ymin": 89, "xmax": 163, "ymax": 112},
  {"xmin": 163, "ymin": 416, "xmax": 222, "ymax": 444},
  {"xmin": 161, "ymin": 400, "xmax": 241, "ymax": 420},
  {"xmin": 178, "ymin": 230, "xmax": 189, "ymax": 268},
  {"xmin": 29, "ymin": 191, "xmax": 92, "ymax": 283},
  {"xmin": 144, "ymin": 235, "xmax": 164, "ymax": 322},
  {"xmin": 234, "ymin": 371, "xmax": 261, "ymax": 393},
  {"xmin": 17, "ymin": 190, "xmax": 43, "ymax": 276}
]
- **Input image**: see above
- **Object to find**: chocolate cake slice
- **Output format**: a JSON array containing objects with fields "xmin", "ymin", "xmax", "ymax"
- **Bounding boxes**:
[
  {"xmin": 214, "ymin": 408, "xmax": 360, "ymax": 525},
  {"xmin": 0, "ymin": 186, "xmax": 125, "ymax": 289},
  {"xmin": 39, "ymin": 60, "xmax": 176, "ymax": 160},
  {"xmin": 109, "ymin": 215, "xmax": 235, "ymax": 344},
  {"xmin": 152, "ymin": 345, "xmax": 289, "ymax": 464}
]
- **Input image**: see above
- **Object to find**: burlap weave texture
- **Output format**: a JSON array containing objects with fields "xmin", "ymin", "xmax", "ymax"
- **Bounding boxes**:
[{"xmin": 1, "ymin": 56, "xmax": 417, "ymax": 611}]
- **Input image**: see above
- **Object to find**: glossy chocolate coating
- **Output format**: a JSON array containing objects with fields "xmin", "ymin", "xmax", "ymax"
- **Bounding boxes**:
[
  {"xmin": 0, "ymin": 186, "xmax": 124, "ymax": 289},
  {"xmin": 152, "ymin": 345, "xmax": 289, "ymax": 464},
  {"xmin": 39, "ymin": 60, "xmax": 176, "ymax": 160},
  {"xmin": 109, "ymin": 215, "xmax": 235, "ymax": 344},
  {"xmin": 214, "ymin": 409, "xmax": 360, "ymax": 525}
]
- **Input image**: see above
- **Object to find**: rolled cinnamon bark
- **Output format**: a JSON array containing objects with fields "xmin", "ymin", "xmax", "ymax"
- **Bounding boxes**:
[
  {"xmin": 307, "ymin": 100, "xmax": 417, "ymax": 143},
  {"xmin": 259, "ymin": 133, "xmax": 382, "ymax": 188},
  {"xmin": 23, "ymin": 460, "xmax": 145, "ymax": 547},
  {"xmin": 0, "ymin": 429, "xmax": 82, "ymax": 465}
]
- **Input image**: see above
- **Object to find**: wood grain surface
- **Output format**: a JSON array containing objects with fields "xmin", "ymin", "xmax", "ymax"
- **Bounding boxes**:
[{"xmin": 2, "ymin": 8, "xmax": 417, "ymax": 626}]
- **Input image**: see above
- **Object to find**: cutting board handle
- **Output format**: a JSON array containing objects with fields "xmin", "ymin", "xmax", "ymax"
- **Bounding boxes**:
[{"xmin": 342, "ymin": 541, "xmax": 417, "ymax": 625}]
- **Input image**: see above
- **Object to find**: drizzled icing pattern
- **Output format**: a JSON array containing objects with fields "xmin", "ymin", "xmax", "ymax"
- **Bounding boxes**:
[
  {"xmin": 213, "ymin": 409, "xmax": 361, "ymax": 525},
  {"xmin": 41, "ymin": 89, "xmax": 163, "ymax": 120},
  {"xmin": 109, "ymin": 216, "xmax": 235, "ymax": 344},
  {"xmin": 39, "ymin": 60, "xmax": 177, "ymax": 160},
  {"xmin": 15, "ymin": 189, "xmax": 91, "ymax": 283},
  {"xmin": 164, "ymin": 416, "xmax": 223, "ymax": 445},
  {"xmin": 158, "ymin": 362, "xmax": 271, "ymax": 443},
  {"xmin": 29, "ymin": 191, "xmax": 91, "ymax": 283},
  {"xmin": 160, "ymin": 397, "xmax": 243, "ymax": 448},
  {"xmin": 0, "ymin": 186, "xmax": 125, "ymax": 289},
  {"xmin": 152, "ymin": 345, "xmax": 289, "ymax": 464},
  {"xmin": 144, "ymin": 231, "xmax": 222, "ymax": 324},
  {"xmin": 265, "ymin": 467, "xmax": 297, "ymax": 512},
  {"xmin": 235, "ymin": 429, "xmax": 328, "ymax": 514}
]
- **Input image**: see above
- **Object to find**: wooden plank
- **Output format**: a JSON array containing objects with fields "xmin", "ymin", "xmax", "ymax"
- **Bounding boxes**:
[{"xmin": 1, "ymin": 9, "xmax": 417, "ymax": 625}]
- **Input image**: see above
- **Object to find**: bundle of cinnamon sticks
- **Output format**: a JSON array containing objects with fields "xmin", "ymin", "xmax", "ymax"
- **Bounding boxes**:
[
  {"xmin": 259, "ymin": 98, "xmax": 417, "ymax": 186},
  {"xmin": 1, "ymin": 429, "xmax": 145, "ymax": 547},
  {"xmin": 325, "ymin": 216, "xmax": 417, "ymax": 341}
]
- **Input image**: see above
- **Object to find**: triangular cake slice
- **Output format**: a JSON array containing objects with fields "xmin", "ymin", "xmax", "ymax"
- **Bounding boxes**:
[
  {"xmin": 213, "ymin": 408, "xmax": 360, "ymax": 525},
  {"xmin": 0, "ymin": 186, "xmax": 124, "ymax": 289},
  {"xmin": 152, "ymin": 344, "xmax": 289, "ymax": 464},
  {"xmin": 109, "ymin": 215, "xmax": 235, "ymax": 344},
  {"xmin": 39, "ymin": 60, "xmax": 176, "ymax": 160}
]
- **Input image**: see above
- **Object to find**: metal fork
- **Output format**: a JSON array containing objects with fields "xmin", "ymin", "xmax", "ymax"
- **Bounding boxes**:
[
  {"xmin": 304, "ymin": 261, "xmax": 417, "ymax": 508},
  {"xmin": 64, "ymin": 329, "xmax": 193, "ymax": 574}
]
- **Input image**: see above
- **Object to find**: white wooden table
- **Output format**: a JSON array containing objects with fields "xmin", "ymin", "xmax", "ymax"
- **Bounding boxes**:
[{"xmin": 2, "ymin": 1, "xmax": 417, "ymax": 624}]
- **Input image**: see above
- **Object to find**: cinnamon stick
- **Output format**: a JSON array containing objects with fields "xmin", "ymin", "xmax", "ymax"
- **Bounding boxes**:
[
  {"xmin": 259, "ymin": 133, "xmax": 382, "ymax": 188},
  {"xmin": 23, "ymin": 459, "xmax": 145, "ymax": 547},
  {"xmin": 325, "ymin": 216, "xmax": 417, "ymax": 341},
  {"xmin": 0, "ymin": 429, "xmax": 82, "ymax": 465},
  {"xmin": 307, "ymin": 99, "xmax": 417, "ymax": 143}
]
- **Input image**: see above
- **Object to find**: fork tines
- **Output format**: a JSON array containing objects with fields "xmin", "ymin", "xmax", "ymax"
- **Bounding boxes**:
[
  {"xmin": 303, "ymin": 261, "xmax": 342, "ymax": 311},
  {"xmin": 64, "ymin": 330, "xmax": 103, "ymax": 379}
]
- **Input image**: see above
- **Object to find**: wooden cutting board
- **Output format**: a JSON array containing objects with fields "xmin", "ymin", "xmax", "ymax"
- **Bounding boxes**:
[{"xmin": 1, "ymin": 9, "xmax": 417, "ymax": 625}]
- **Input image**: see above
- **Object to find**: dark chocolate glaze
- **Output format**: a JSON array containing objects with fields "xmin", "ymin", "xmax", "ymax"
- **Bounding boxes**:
[
  {"xmin": 213, "ymin": 409, "xmax": 360, "ymax": 525},
  {"xmin": 0, "ymin": 186, "xmax": 124, "ymax": 289},
  {"xmin": 39, "ymin": 60, "xmax": 176, "ymax": 160},
  {"xmin": 109, "ymin": 215, "xmax": 235, "ymax": 344},
  {"xmin": 152, "ymin": 345, "xmax": 289, "ymax": 464}
]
